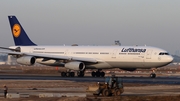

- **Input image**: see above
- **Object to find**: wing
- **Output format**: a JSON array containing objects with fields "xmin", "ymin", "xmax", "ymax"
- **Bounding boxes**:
[{"xmin": 0, "ymin": 51, "xmax": 98, "ymax": 63}]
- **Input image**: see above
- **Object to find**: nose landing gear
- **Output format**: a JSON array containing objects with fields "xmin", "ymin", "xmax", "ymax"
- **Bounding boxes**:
[
  {"xmin": 150, "ymin": 68, "xmax": 156, "ymax": 78},
  {"xmin": 150, "ymin": 73, "xmax": 156, "ymax": 78}
]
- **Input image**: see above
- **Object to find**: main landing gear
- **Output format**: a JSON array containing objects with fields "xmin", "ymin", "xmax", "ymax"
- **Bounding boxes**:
[
  {"xmin": 61, "ymin": 69, "xmax": 105, "ymax": 77},
  {"xmin": 61, "ymin": 69, "xmax": 85, "ymax": 77},
  {"xmin": 150, "ymin": 68, "xmax": 156, "ymax": 78},
  {"xmin": 61, "ymin": 71, "xmax": 75, "ymax": 77},
  {"xmin": 91, "ymin": 69, "xmax": 105, "ymax": 77}
]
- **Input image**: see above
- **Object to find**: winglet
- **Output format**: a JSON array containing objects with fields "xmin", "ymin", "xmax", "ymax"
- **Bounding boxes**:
[{"xmin": 8, "ymin": 16, "xmax": 36, "ymax": 46}]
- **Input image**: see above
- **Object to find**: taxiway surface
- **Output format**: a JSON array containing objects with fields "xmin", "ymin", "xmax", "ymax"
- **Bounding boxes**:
[{"xmin": 0, "ymin": 74, "xmax": 180, "ymax": 85}]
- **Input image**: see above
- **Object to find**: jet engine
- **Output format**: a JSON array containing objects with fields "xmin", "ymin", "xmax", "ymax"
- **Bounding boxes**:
[
  {"xmin": 65, "ymin": 62, "xmax": 85, "ymax": 71},
  {"xmin": 16, "ymin": 56, "xmax": 36, "ymax": 65}
]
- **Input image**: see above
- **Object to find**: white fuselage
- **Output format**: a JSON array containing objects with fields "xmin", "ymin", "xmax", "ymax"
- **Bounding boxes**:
[{"xmin": 10, "ymin": 45, "xmax": 173, "ymax": 70}]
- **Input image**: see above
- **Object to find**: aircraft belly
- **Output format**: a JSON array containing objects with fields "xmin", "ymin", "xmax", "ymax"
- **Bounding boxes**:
[
  {"xmin": 143, "ymin": 62, "xmax": 171, "ymax": 68},
  {"xmin": 105, "ymin": 61, "xmax": 170, "ymax": 69},
  {"xmin": 86, "ymin": 62, "xmax": 112, "ymax": 69},
  {"xmin": 107, "ymin": 62, "xmax": 144, "ymax": 68}
]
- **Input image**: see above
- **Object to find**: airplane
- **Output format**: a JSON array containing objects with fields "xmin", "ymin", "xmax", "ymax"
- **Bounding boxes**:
[{"xmin": 0, "ymin": 16, "xmax": 173, "ymax": 78}]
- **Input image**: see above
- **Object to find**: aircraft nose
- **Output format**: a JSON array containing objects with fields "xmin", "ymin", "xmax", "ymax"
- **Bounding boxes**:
[{"xmin": 166, "ymin": 55, "xmax": 174, "ymax": 63}]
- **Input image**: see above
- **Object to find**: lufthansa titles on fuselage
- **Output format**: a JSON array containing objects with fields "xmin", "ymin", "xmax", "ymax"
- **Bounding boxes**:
[
  {"xmin": 121, "ymin": 48, "xmax": 146, "ymax": 53},
  {"xmin": 34, "ymin": 48, "xmax": 45, "ymax": 50}
]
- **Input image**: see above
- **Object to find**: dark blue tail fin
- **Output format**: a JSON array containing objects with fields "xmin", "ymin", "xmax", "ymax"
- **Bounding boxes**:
[{"xmin": 8, "ymin": 16, "xmax": 36, "ymax": 46}]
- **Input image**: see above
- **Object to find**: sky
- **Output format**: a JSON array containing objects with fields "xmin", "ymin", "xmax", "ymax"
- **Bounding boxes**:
[{"xmin": 0, "ymin": 0, "xmax": 180, "ymax": 54}]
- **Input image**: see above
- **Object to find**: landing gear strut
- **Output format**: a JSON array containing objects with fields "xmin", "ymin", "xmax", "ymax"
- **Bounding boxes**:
[
  {"xmin": 91, "ymin": 69, "xmax": 105, "ymax": 77},
  {"xmin": 77, "ymin": 70, "xmax": 85, "ymax": 77},
  {"xmin": 150, "ymin": 68, "xmax": 156, "ymax": 78}
]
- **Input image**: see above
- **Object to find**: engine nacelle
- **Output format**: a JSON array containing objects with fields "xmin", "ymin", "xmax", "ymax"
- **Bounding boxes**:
[
  {"xmin": 119, "ymin": 68, "xmax": 137, "ymax": 71},
  {"xmin": 65, "ymin": 62, "xmax": 85, "ymax": 71},
  {"xmin": 17, "ymin": 56, "xmax": 36, "ymax": 65}
]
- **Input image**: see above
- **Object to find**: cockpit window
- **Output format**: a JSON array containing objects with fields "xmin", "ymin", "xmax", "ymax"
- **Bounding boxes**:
[{"xmin": 159, "ymin": 52, "xmax": 170, "ymax": 55}]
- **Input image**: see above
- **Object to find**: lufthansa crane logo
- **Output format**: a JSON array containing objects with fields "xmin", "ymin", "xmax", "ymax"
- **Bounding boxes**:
[{"xmin": 12, "ymin": 24, "xmax": 21, "ymax": 38}]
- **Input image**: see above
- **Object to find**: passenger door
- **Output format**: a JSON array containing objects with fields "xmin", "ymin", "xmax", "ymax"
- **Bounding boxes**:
[
  {"xmin": 111, "ymin": 49, "xmax": 118, "ymax": 59},
  {"xmin": 146, "ymin": 50, "xmax": 153, "ymax": 59}
]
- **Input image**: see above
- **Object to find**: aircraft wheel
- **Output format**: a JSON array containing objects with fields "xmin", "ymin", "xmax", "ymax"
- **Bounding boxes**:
[
  {"xmin": 100, "ymin": 72, "xmax": 105, "ymax": 77},
  {"xmin": 91, "ymin": 71, "xmax": 96, "ymax": 77},
  {"xmin": 61, "ymin": 72, "xmax": 66, "ymax": 77},
  {"xmin": 66, "ymin": 72, "xmax": 70, "ymax": 77},
  {"xmin": 150, "ymin": 73, "xmax": 156, "ymax": 78},
  {"xmin": 95, "ymin": 71, "xmax": 101, "ymax": 77},
  {"xmin": 70, "ymin": 72, "xmax": 75, "ymax": 77}
]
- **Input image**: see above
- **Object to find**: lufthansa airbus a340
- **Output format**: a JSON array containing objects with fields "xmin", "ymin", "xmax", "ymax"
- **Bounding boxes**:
[{"xmin": 0, "ymin": 16, "xmax": 173, "ymax": 78}]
